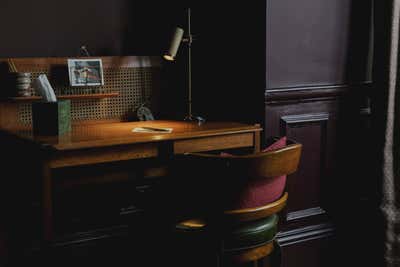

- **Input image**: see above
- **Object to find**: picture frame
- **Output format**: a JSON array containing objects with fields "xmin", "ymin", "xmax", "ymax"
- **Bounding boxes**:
[{"xmin": 67, "ymin": 58, "xmax": 104, "ymax": 86}]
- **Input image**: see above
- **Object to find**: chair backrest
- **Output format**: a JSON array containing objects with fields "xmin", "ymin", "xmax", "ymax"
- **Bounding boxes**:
[
  {"xmin": 182, "ymin": 140, "xmax": 302, "ymax": 222},
  {"xmin": 185, "ymin": 141, "xmax": 301, "ymax": 178}
]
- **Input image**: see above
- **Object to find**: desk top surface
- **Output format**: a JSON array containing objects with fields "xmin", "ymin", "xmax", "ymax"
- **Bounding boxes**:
[{"xmin": 1, "ymin": 120, "xmax": 261, "ymax": 151}]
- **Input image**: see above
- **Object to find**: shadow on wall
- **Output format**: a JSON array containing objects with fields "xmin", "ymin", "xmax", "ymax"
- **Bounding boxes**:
[
  {"xmin": 122, "ymin": 2, "xmax": 266, "ymax": 123},
  {"xmin": 0, "ymin": 0, "xmax": 153, "ymax": 57},
  {"xmin": 120, "ymin": 3, "xmax": 188, "ymax": 120},
  {"xmin": 330, "ymin": 1, "xmax": 382, "ymax": 266},
  {"xmin": 0, "ymin": 1, "xmax": 266, "ymax": 123}
]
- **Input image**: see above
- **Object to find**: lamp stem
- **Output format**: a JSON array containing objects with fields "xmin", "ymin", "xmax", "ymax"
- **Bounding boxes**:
[{"xmin": 187, "ymin": 7, "xmax": 192, "ymax": 118}]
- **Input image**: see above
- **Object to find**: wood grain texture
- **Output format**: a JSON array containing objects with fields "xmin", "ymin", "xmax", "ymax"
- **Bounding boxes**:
[
  {"xmin": 1, "ymin": 121, "xmax": 262, "ymax": 151},
  {"xmin": 225, "ymin": 242, "xmax": 274, "ymax": 263},
  {"xmin": 178, "ymin": 140, "xmax": 301, "ymax": 265},
  {"xmin": 0, "ymin": 103, "xmax": 19, "ymax": 128},
  {"xmin": 174, "ymin": 133, "xmax": 254, "ymax": 154},
  {"xmin": 5, "ymin": 92, "xmax": 119, "ymax": 102},
  {"xmin": 224, "ymin": 192, "xmax": 288, "ymax": 222},
  {"xmin": 0, "ymin": 56, "xmax": 161, "ymax": 71},
  {"xmin": 254, "ymin": 123, "xmax": 261, "ymax": 152},
  {"xmin": 176, "ymin": 194, "xmax": 289, "ymax": 229},
  {"xmin": 42, "ymin": 160, "xmax": 53, "ymax": 242},
  {"xmin": 49, "ymin": 143, "xmax": 159, "ymax": 168},
  {"xmin": 264, "ymin": 99, "xmax": 339, "ymax": 230},
  {"xmin": 186, "ymin": 142, "xmax": 302, "ymax": 178},
  {"xmin": 4, "ymin": 120, "xmax": 261, "ymax": 244}
]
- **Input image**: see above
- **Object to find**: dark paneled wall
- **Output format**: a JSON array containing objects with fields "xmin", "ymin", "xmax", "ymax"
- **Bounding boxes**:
[
  {"xmin": 0, "ymin": 1, "xmax": 183, "ymax": 57},
  {"xmin": 265, "ymin": 1, "xmax": 374, "ymax": 267},
  {"xmin": 1, "ymin": 0, "xmax": 125, "ymax": 57},
  {"xmin": 266, "ymin": 0, "xmax": 372, "ymax": 89},
  {"xmin": 194, "ymin": 3, "xmax": 266, "ymax": 124}
]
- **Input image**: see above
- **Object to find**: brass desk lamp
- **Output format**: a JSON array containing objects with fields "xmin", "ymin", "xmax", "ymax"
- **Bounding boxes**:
[{"xmin": 164, "ymin": 8, "xmax": 205, "ymax": 125}]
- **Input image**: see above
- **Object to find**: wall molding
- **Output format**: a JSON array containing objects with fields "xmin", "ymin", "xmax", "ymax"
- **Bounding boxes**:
[
  {"xmin": 277, "ymin": 223, "xmax": 335, "ymax": 247},
  {"xmin": 265, "ymin": 82, "xmax": 372, "ymax": 103},
  {"xmin": 281, "ymin": 113, "xmax": 330, "ymax": 124},
  {"xmin": 279, "ymin": 113, "xmax": 329, "ymax": 223},
  {"xmin": 286, "ymin": 207, "xmax": 327, "ymax": 222}
]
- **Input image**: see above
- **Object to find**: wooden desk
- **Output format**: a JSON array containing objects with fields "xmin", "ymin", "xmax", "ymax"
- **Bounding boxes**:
[{"xmin": 1, "ymin": 120, "xmax": 261, "ymax": 243}]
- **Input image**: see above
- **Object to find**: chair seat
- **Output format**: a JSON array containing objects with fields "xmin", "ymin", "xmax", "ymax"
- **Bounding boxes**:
[
  {"xmin": 223, "ymin": 214, "xmax": 278, "ymax": 250},
  {"xmin": 175, "ymin": 214, "xmax": 278, "ymax": 251}
]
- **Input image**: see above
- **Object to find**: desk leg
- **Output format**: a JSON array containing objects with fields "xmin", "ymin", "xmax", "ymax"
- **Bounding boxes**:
[
  {"xmin": 42, "ymin": 161, "xmax": 53, "ymax": 243},
  {"xmin": 254, "ymin": 131, "xmax": 261, "ymax": 153}
]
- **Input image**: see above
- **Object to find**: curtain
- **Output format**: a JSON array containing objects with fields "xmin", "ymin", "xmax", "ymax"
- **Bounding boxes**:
[{"xmin": 374, "ymin": 1, "xmax": 400, "ymax": 266}]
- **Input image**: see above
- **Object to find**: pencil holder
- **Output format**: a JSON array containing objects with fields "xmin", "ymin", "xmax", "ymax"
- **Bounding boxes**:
[
  {"xmin": 32, "ymin": 100, "xmax": 71, "ymax": 136},
  {"xmin": 9, "ymin": 72, "xmax": 32, "ymax": 96}
]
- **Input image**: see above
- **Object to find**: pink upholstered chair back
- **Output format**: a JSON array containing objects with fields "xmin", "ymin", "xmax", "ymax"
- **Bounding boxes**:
[{"xmin": 183, "ymin": 138, "xmax": 302, "ymax": 210}]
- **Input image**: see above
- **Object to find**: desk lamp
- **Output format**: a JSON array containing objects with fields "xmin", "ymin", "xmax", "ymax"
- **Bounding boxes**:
[{"xmin": 164, "ymin": 8, "xmax": 205, "ymax": 125}]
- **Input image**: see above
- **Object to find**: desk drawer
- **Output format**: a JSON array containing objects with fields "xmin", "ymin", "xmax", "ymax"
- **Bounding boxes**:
[
  {"xmin": 51, "ymin": 143, "xmax": 159, "ymax": 168},
  {"xmin": 174, "ymin": 133, "xmax": 254, "ymax": 154},
  {"xmin": 54, "ymin": 177, "xmax": 163, "ymax": 235}
]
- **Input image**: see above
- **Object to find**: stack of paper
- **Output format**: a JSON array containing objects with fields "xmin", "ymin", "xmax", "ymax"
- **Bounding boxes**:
[
  {"xmin": 132, "ymin": 127, "xmax": 173, "ymax": 133},
  {"xmin": 33, "ymin": 74, "xmax": 57, "ymax": 102}
]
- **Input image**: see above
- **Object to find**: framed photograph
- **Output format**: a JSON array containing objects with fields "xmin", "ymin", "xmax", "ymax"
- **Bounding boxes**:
[{"xmin": 67, "ymin": 58, "xmax": 104, "ymax": 86}]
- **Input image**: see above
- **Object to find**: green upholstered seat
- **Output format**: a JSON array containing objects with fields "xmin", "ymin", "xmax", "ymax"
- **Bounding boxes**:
[
  {"xmin": 175, "ymin": 214, "xmax": 278, "ymax": 251},
  {"xmin": 222, "ymin": 214, "xmax": 278, "ymax": 250}
]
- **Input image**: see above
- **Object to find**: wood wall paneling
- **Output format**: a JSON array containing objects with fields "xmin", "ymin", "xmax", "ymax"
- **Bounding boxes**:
[
  {"xmin": 265, "ymin": 99, "xmax": 337, "ymax": 227},
  {"xmin": 280, "ymin": 113, "xmax": 328, "ymax": 222},
  {"xmin": 278, "ymin": 227, "xmax": 336, "ymax": 267},
  {"xmin": 265, "ymin": 84, "xmax": 372, "ymax": 266}
]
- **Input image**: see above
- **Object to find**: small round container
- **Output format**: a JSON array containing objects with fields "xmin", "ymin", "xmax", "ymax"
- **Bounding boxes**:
[{"xmin": 10, "ymin": 72, "xmax": 32, "ymax": 96}]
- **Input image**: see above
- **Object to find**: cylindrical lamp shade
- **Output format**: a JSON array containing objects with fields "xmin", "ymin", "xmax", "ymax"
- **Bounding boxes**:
[{"xmin": 163, "ymin": 27, "xmax": 184, "ymax": 61}]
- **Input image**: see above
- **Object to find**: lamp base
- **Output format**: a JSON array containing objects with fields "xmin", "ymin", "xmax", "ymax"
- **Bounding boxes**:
[{"xmin": 184, "ymin": 114, "xmax": 205, "ymax": 125}]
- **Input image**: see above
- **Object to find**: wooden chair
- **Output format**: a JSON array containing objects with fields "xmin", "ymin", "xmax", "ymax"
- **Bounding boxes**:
[{"xmin": 173, "ymin": 139, "xmax": 302, "ymax": 267}]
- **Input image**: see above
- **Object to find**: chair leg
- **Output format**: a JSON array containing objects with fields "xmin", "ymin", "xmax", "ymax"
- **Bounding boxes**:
[
  {"xmin": 217, "ymin": 240, "xmax": 224, "ymax": 267},
  {"xmin": 271, "ymin": 240, "xmax": 282, "ymax": 267}
]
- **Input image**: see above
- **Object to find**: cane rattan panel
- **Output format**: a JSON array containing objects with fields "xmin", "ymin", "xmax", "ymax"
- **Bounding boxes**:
[{"xmin": 1, "ymin": 56, "xmax": 160, "ymax": 125}]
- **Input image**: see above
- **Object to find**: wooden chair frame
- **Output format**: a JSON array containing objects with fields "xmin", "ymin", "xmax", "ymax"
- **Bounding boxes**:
[{"xmin": 178, "ymin": 139, "xmax": 302, "ymax": 266}]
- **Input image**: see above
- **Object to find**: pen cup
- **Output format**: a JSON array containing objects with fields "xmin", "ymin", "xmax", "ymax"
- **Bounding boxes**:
[
  {"xmin": 9, "ymin": 72, "xmax": 32, "ymax": 97},
  {"xmin": 32, "ymin": 100, "xmax": 71, "ymax": 136}
]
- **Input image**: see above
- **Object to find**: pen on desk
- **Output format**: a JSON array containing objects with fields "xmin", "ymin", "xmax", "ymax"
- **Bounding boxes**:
[{"xmin": 140, "ymin": 127, "xmax": 170, "ymax": 132}]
